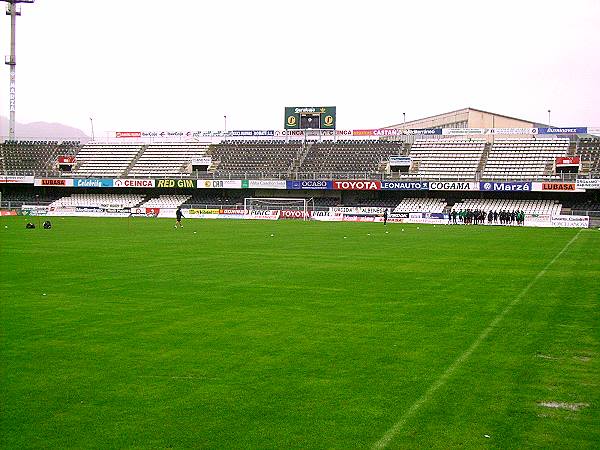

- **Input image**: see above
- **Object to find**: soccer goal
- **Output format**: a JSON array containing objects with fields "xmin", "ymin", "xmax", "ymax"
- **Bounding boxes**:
[{"xmin": 244, "ymin": 197, "xmax": 314, "ymax": 220}]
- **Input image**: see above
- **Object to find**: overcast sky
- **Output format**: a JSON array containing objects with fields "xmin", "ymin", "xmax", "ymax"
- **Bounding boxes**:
[{"xmin": 0, "ymin": 0, "xmax": 599, "ymax": 135}]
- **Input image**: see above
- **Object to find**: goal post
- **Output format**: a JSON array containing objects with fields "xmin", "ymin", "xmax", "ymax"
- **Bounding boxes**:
[{"xmin": 244, "ymin": 197, "xmax": 314, "ymax": 220}]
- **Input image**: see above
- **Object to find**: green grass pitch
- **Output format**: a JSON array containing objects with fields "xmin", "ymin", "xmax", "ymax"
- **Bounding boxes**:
[{"xmin": 1, "ymin": 216, "xmax": 599, "ymax": 449}]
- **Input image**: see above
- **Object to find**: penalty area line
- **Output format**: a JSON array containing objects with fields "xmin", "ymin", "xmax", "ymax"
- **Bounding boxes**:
[{"xmin": 372, "ymin": 229, "xmax": 582, "ymax": 449}]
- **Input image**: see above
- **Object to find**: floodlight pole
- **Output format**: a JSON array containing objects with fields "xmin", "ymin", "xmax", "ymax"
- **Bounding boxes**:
[
  {"xmin": 89, "ymin": 117, "xmax": 95, "ymax": 141},
  {"xmin": 547, "ymin": 109, "xmax": 551, "ymax": 127},
  {"xmin": 2, "ymin": 0, "xmax": 35, "ymax": 140}
]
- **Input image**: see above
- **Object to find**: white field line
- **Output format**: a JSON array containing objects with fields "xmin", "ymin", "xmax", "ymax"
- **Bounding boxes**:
[{"xmin": 373, "ymin": 229, "xmax": 583, "ymax": 449}]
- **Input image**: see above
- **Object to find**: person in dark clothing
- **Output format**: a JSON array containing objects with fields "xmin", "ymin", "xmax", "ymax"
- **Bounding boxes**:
[
  {"xmin": 175, "ymin": 207, "xmax": 184, "ymax": 228},
  {"xmin": 383, "ymin": 208, "xmax": 388, "ymax": 226}
]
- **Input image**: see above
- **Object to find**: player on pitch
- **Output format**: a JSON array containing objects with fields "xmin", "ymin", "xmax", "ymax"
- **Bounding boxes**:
[{"xmin": 175, "ymin": 206, "xmax": 184, "ymax": 228}]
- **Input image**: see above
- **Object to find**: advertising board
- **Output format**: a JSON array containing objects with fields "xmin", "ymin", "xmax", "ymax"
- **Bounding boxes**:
[
  {"xmin": 479, "ymin": 181, "xmax": 532, "ymax": 192},
  {"xmin": 0, "ymin": 175, "xmax": 34, "ymax": 184},
  {"xmin": 575, "ymin": 179, "xmax": 600, "ymax": 190},
  {"xmin": 380, "ymin": 181, "xmax": 429, "ymax": 190},
  {"xmin": 113, "ymin": 179, "xmax": 155, "ymax": 188},
  {"xmin": 532, "ymin": 182, "xmax": 583, "ymax": 192},
  {"xmin": 429, "ymin": 181, "xmax": 478, "ymax": 191},
  {"xmin": 333, "ymin": 180, "xmax": 381, "ymax": 190},
  {"xmin": 198, "ymin": 179, "xmax": 243, "ymax": 189},
  {"xmin": 73, "ymin": 179, "xmax": 114, "ymax": 188},
  {"xmin": 247, "ymin": 180, "xmax": 287, "ymax": 189},
  {"xmin": 155, "ymin": 179, "xmax": 196, "ymax": 188},
  {"xmin": 551, "ymin": 215, "xmax": 589, "ymax": 228},
  {"xmin": 286, "ymin": 180, "xmax": 332, "ymax": 190},
  {"xmin": 34, "ymin": 178, "xmax": 74, "ymax": 187}
]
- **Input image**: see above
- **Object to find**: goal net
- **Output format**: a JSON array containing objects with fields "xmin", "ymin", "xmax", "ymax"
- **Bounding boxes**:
[{"xmin": 244, "ymin": 197, "xmax": 314, "ymax": 220}]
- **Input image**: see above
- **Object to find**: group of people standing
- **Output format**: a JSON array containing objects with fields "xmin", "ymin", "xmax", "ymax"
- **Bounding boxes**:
[{"xmin": 450, "ymin": 209, "xmax": 526, "ymax": 226}]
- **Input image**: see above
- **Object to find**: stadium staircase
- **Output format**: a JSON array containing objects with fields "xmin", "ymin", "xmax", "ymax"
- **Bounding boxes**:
[
  {"xmin": 203, "ymin": 146, "xmax": 219, "ymax": 172},
  {"xmin": 292, "ymin": 142, "xmax": 313, "ymax": 176},
  {"xmin": 410, "ymin": 160, "xmax": 420, "ymax": 175},
  {"xmin": 123, "ymin": 145, "xmax": 148, "ymax": 177},
  {"xmin": 543, "ymin": 161, "xmax": 555, "ymax": 178},
  {"xmin": 0, "ymin": 145, "xmax": 5, "ymax": 172},
  {"xmin": 579, "ymin": 161, "xmax": 591, "ymax": 176},
  {"xmin": 132, "ymin": 197, "xmax": 148, "ymax": 209},
  {"xmin": 475, "ymin": 142, "xmax": 492, "ymax": 180}
]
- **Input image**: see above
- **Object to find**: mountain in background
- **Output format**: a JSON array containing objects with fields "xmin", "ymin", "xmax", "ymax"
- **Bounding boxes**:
[{"xmin": 0, "ymin": 116, "xmax": 89, "ymax": 140}]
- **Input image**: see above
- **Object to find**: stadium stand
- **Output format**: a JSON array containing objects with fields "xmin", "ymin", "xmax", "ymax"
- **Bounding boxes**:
[
  {"xmin": 393, "ymin": 197, "xmax": 447, "ymax": 213},
  {"xmin": 406, "ymin": 139, "xmax": 485, "ymax": 180},
  {"xmin": 299, "ymin": 140, "xmax": 402, "ymax": 175},
  {"xmin": 138, "ymin": 194, "xmax": 191, "ymax": 209},
  {"xmin": 185, "ymin": 191, "xmax": 244, "ymax": 207},
  {"xmin": 129, "ymin": 143, "xmax": 210, "ymax": 177},
  {"xmin": 49, "ymin": 193, "xmax": 145, "ymax": 208},
  {"xmin": 73, "ymin": 143, "xmax": 143, "ymax": 177},
  {"xmin": 312, "ymin": 197, "xmax": 342, "ymax": 208},
  {"xmin": 1, "ymin": 140, "xmax": 80, "ymax": 174},
  {"xmin": 208, "ymin": 140, "xmax": 302, "ymax": 177},
  {"xmin": 482, "ymin": 138, "xmax": 569, "ymax": 180},
  {"xmin": 451, "ymin": 198, "xmax": 561, "ymax": 215},
  {"xmin": 571, "ymin": 200, "xmax": 600, "ymax": 213},
  {"xmin": 0, "ymin": 191, "xmax": 62, "ymax": 206},
  {"xmin": 576, "ymin": 137, "xmax": 600, "ymax": 175}
]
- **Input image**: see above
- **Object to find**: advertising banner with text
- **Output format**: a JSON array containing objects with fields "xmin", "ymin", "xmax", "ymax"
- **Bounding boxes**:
[
  {"xmin": 555, "ymin": 156, "xmax": 580, "ymax": 166},
  {"xmin": 73, "ymin": 179, "xmax": 114, "ymax": 188},
  {"xmin": 247, "ymin": 180, "xmax": 287, "ymax": 189},
  {"xmin": 245, "ymin": 210, "xmax": 280, "ymax": 220},
  {"xmin": 538, "ymin": 127, "xmax": 587, "ymax": 135},
  {"xmin": 115, "ymin": 131, "xmax": 142, "ymax": 138},
  {"xmin": 442, "ymin": 128, "xmax": 485, "ymax": 136},
  {"xmin": 532, "ymin": 182, "xmax": 584, "ymax": 192},
  {"xmin": 429, "ymin": 181, "xmax": 479, "ymax": 191},
  {"xmin": 113, "ymin": 179, "xmax": 155, "ymax": 188},
  {"xmin": 486, "ymin": 127, "xmax": 538, "ymax": 135},
  {"xmin": 551, "ymin": 215, "xmax": 590, "ymax": 228},
  {"xmin": 155, "ymin": 179, "xmax": 196, "ymax": 189},
  {"xmin": 34, "ymin": 178, "xmax": 74, "ymax": 187},
  {"xmin": 188, "ymin": 208, "xmax": 220, "ymax": 215},
  {"xmin": 231, "ymin": 130, "xmax": 275, "ymax": 137},
  {"xmin": 198, "ymin": 179, "xmax": 243, "ymax": 189},
  {"xmin": 380, "ymin": 181, "xmax": 429, "ymax": 190},
  {"xmin": 575, "ymin": 179, "xmax": 600, "ymax": 190},
  {"xmin": 278, "ymin": 210, "xmax": 311, "ymax": 219},
  {"xmin": 389, "ymin": 156, "xmax": 411, "ymax": 167},
  {"xmin": 333, "ymin": 180, "xmax": 381, "ymax": 190},
  {"xmin": 0, "ymin": 175, "xmax": 34, "ymax": 184},
  {"xmin": 286, "ymin": 180, "xmax": 332, "ymax": 190},
  {"xmin": 479, "ymin": 181, "xmax": 532, "ymax": 192},
  {"xmin": 191, "ymin": 157, "xmax": 212, "ymax": 166},
  {"xmin": 352, "ymin": 128, "xmax": 441, "ymax": 136}
]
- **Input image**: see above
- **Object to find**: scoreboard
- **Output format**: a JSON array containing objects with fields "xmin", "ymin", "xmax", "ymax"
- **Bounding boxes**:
[{"xmin": 284, "ymin": 106, "xmax": 336, "ymax": 130}]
